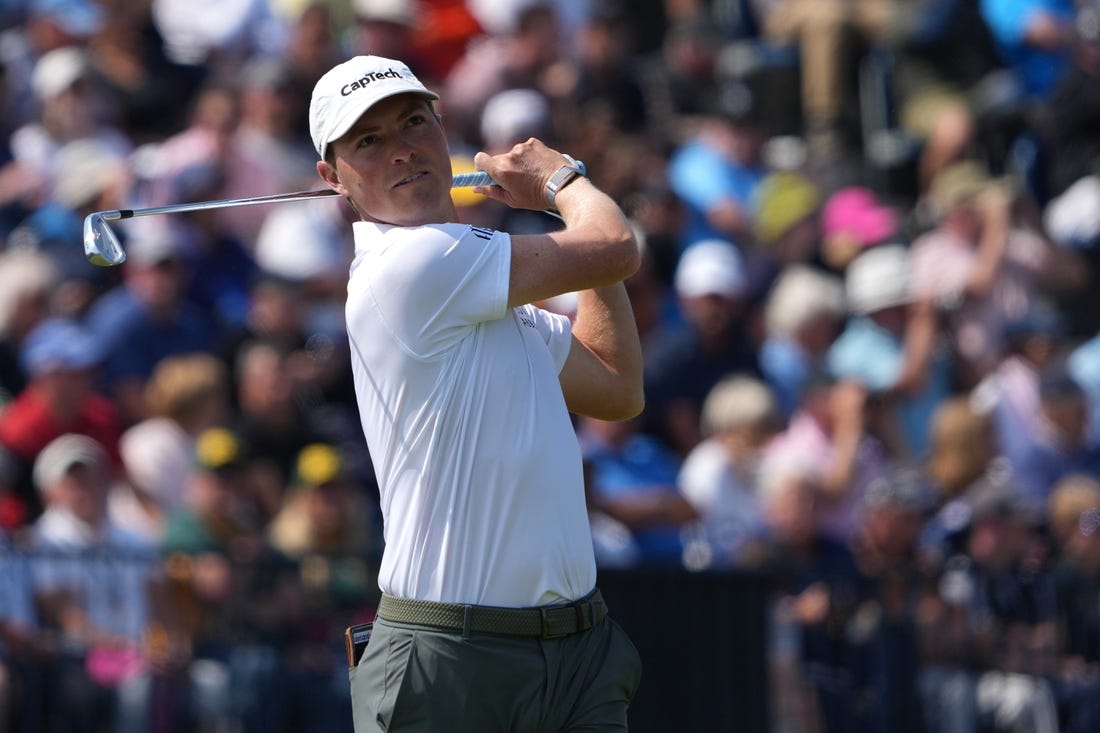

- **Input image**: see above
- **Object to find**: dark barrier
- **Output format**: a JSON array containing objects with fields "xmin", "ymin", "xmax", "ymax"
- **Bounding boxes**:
[
  {"xmin": 1, "ymin": 546, "xmax": 772, "ymax": 733},
  {"xmin": 598, "ymin": 569, "xmax": 771, "ymax": 733}
]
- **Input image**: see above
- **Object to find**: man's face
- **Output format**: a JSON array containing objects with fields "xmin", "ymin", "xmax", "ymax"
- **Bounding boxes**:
[{"xmin": 319, "ymin": 94, "xmax": 455, "ymax": 226}]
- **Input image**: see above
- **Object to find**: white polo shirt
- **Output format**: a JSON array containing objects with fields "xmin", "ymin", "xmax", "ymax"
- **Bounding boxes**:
[{"xmin": 346, "ymin": 221, "xmax": 596, "ymax": 607}]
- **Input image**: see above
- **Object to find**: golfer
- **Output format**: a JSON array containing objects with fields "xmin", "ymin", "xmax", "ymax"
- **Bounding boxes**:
[{"xmin": 310, "ymin": 55, "xmax": 644, "ymax": 732}]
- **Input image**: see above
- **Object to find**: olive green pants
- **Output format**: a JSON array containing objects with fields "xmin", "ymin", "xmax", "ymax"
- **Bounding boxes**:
[{"xmin": 349, "ymin": 614, "xmax": 642, "ymax": 732}]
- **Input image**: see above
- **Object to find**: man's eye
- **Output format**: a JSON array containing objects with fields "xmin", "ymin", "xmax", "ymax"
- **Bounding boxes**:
[
  {"xmin": 358, "ymin": 135, "xmax": 379, "ymax": 147},
  {"xmin": 407, "ymin": 114, "xmax": 426, "ymax": 126}
]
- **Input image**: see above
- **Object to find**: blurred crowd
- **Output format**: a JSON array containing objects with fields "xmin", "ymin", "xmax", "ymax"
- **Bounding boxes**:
[{"xmin": 1, "ymin": 0, "xmax": 1100, "ymax": 731}]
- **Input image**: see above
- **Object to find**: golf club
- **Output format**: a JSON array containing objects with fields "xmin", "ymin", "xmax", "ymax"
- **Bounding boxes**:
[{"xmin": 83, "ymin": 168, "xmax": 529, "ymax": 267}]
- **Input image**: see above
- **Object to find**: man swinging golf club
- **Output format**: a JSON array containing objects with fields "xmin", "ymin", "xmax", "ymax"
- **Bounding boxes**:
[{"xmin": 310, "ymin": 55, "xmax": 644, "ymax": 732}]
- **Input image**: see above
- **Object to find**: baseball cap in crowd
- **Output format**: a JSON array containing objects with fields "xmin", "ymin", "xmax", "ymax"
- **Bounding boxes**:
[
  {"xmin": 294, "ymin": 443, "xmax": 346, "ymax": 487},
  {"xmin": 122, "ymin": 219, "xmax": 187, "ymax": 267},
  {"xmin": 481, "ymin": 88, "xmax": 551, "ymax": 150},
  {"xmin": 753, "ymin": 172, "xmax": 819, "ymax": 245},
  {"xmin": 32, "ymin": 46, "xmax": 91, "ymax": 100},
  {"xmin": 309, "ymin": 55, "xmax": 439, "ymax": 159},
  {"xmin": 194, "ymin": 427, "xmax": 246, "ymax": 473},
  {"xmin": 255, "ymin": 201, "xmax": 347, "ymax": 282},
  {"xmin": 844, "ymin": 244, "xmax": 912, "ymax": 315},
  {"xmin": 53, "ymin": 139, "xmax": 129, "ymax": 210},
  {"xmin": 821, "ymin": 187, "xmax": 898, "ymax": 248},
  {"xmin": 927, "ymin": 160, "xmax": 1013, "ymax": 219},
  {"xmin": 21, "ymin": 317, "xmax": 102, "ymax": 377},
  {"xmin": 30, "ymin": 0, "xmax": 104, "ymax": 39},
  {"xmin": 33, "ymin": 433, "xmax": 108, "ymax": 494},
  {"xmin": 674, "ymin": 239, "xmax": 747, "ymax": 299},
  {"xmin": 1043, "ymin": 174, "xmax": 1100, "ymax": 249},
  {"xmin": 353, "ymin": 0, "xmax": 415, "ymax": 26}
]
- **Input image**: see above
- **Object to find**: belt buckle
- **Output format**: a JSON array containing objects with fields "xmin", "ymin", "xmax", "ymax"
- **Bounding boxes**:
[{"xmin": 540, "ymin": 607, "xmax": 570, "ymax": 639}]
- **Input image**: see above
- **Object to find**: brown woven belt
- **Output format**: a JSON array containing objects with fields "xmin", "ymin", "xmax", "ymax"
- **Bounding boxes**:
[{"xmin": 377, "ymin": 588, "xmax": 607, "ymax": 639}]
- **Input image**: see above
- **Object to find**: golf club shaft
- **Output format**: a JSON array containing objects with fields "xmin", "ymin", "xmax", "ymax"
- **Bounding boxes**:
[{"xmin": 96, "ymin": 171, "xmax": 498, "ymax": 223}]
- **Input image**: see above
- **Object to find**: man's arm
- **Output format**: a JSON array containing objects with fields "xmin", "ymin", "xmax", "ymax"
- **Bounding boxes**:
[{"xmin": 472, "ymin": 139, "xmax": 643, "ymax": 420}]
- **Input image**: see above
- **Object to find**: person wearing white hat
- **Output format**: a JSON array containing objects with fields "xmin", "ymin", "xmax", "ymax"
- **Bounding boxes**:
[
  {"xmin": 827, "ymin": 244, "xmax": 952, "ymax": 459},
  {"xmin": 26, "ymin": 433, "xmax": 159, "ymax": 731},
  {"xmin": 309, "ymin": 55, "xmax": 642, "ymax": 731},
  {"xmin": 644, "ymin": 239, "xmax": 758, "ymax": 457}
]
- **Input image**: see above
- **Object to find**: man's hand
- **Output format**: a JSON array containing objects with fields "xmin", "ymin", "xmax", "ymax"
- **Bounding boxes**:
[{"xmin": 472, "ymin": 139, "xmax": 577, "ymax": 212}]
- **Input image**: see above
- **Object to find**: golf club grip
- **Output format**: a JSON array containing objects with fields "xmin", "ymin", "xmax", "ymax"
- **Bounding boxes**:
[
  {"xmin": 451, "ymin": 171, "xmax": 493, "ymax": 188},
  {"xmin": 451, "ymin": 159, "xmax": 586, "ymax": 189}
]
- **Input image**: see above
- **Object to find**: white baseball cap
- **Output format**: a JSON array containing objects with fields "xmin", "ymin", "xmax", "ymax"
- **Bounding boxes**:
[
  {"xmin": 674, "ymin": 239, "xmax": 747, "ymax": 299},
  {"xmin": 309, "ymin": 55, "xmax": 438, "ymax": 160},
  {"xmin": 845, "ymin": 244, "xmax": 912, "ymax": 315}
]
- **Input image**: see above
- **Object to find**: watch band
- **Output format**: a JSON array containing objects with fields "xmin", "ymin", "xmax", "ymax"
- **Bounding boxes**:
[{"xmin": 545, "ymin": 155, "xmax": 586, "ymax": 209}]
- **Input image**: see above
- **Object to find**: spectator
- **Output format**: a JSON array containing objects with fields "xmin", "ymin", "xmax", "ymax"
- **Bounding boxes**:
[
  {"xmin": 744, "ymin": 451, "xmax": 873, "ymax": 733},
  {"xmin": 7, "ymin": 136, "xmax": 131, "ymax": 309},
  {"xmin": 847, "ymin": 467, "xmax": 933, "ymax": 732},
  {"xmin": 917, "ymin": 484, "xmax": 1061, "ymax": 733},
  {"xmin": 679, "ymin": 374, "xmax": 780, "ymax": 570},
  {"xmin": 765, "ymin": 373, "xmax": 893, "ymax": 545},
  {"xmin": 971, "ymin": 304, "xmax": 1070, "ymax": 477},
  {"xmin": 0, "ymin": 249, "xmax": 58, "ymax": 401},
  {"xmin": 1047, "ymin": 474, "xmax": 1100, "ymax": 732},
  {"xmin": 26, "ymin": 433, "xmax": 161, "ymax": 732},
  {"xmin": 759, "ymin": 264, "xmax": 846, "ymax": 418},
  {"xmin": 0, "ymin": 0, "xmax": 106, "ymax": 133},
  {"xmin": 750, "ymin": 170, "xmax": 821, "ymax": 269},
  {"xmin": 216, "ymin": 55, "xmax": 320, "ymax": 246},
  {"xmin": 0, "ymin": 527, "xmax": 35, "ymax": 731},
  {"xmin": 578, "ymin": 413, "xmax": 696, "ymax": 567},
  {"xmin": 828, "ymin": 244, "xmax": 951, "ymax": 459},
  {"xmin": 643, "ymin": 238, "xmax": 759, "ymax": 456},
  {"xmin": 667, "ymin": 80, "xmax": 768, "ymax": 250},
  {"xmin": 230, "ymin": 338, "xmax": 341, "ymax": 521},
  {"xmin": 112, "ymin": 353, "xmax": 231, "ymax": 544},
  {"xmin": 979, "ymin": 0, "xmax": 1076, "ymax": 102},
  {"xmin": 86, "ymin": 0, "xmax": 207, "ymax": 144},
  {"xmin": 85, "ymin": 218, "xmax": 222, "ymax": 425},
  {"xmin": 150, "ymin": 0, "xmax": 284, "ymax": 70},
  {"xmin": 749, "ymin": 0, "xmax": 903, "ymax": 162},
  {"xmin": 926, "ymin": 396, "xmax": 1011, "ymax": 508},
  {"xmin": 267, "ymin": 443, "xmax": 376, "ymax": 733},
  {"xmin": 636, "ymin": 17, "xmax": 725, "ymax": 147},
  {"xmin": 1040, "ymin": 4, "xmax": 1100, "ymax": 200},
  {"xmin": 160, "ymin": 425, "xmax": 299, "ymax": 733},
  {"xmin": 9, "ymin": 46, "xmax": 132, "ymax": 184},
  {"xmin": 0, "ymin": 317, "xmax": 123, "ymax": 527},
  {"xmin": 347, "ymin": 0, "xmax": 429, "ymax": 80},
  {"xmin": 910, "ymin": 159, "xmax": 1083, "ymax": 388},
  {"xmin": 1014, "ymin": 370, "xmax": 1100, "ymax": 505},
  {"xmin": 818, "ymin": 185, "xmax": 900, "ymax": 273},
  {"xmin": 441, "ymin": 2, "xmax": 565, "ymax": 147}
]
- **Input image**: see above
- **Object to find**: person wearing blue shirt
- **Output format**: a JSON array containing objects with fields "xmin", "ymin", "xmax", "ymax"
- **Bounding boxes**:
[
  {"xmin": 667, "ymin": 81, "xmax": 768, "ymax": 250},
  {"xmin": 980, "ymin": 0, "xmax": 1076, "ymax": 98}
]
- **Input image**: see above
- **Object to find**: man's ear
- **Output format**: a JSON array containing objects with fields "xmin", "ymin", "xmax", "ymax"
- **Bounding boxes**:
[{"xmin": 317, "ymin": 159, "xmax": 348, "ymax": 197}]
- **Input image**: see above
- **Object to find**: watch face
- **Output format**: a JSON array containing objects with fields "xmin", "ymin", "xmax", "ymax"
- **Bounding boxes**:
[{"xmin": 546, "ymin": 163, "xmax": 583, "ymax": 207}]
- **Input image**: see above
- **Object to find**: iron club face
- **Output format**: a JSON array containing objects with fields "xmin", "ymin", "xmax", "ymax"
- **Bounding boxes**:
[{"xmin": 83, "ymin": 211, "xmax": 126, "ymax": 267}]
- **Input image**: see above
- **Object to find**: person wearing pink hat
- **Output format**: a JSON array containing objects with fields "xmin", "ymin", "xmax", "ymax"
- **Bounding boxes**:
[{"xmin": 819, "ymin": 186, "xmax": 900, "ymax": 270}]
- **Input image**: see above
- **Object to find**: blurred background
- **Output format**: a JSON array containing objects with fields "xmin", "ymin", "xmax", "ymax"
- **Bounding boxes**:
[{"xmin": 4, "ymin": 0, "xmax": 1100, "ymax": 731}]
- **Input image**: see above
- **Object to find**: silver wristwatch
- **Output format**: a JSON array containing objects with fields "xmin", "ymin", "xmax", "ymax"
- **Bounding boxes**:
[{"xmin": 545, "ymin": 155, "xmax": 586, "ymax": 209}]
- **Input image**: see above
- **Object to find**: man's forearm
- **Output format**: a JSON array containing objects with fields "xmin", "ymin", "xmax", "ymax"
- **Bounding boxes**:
[{"xmin": 564, "ymin": 283, "xmax": 645, "ymax": 419}]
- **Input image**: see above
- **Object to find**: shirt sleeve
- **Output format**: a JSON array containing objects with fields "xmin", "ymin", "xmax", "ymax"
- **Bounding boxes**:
[
  {"xmin": 355, "ymin": 223, "xmax": 511, "ymax": 358},
  {"xmin": 516, "ymin": 303, "xmax": 573, "ymax": 373}
]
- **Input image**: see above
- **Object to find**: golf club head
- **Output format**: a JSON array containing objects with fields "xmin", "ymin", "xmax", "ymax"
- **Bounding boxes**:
[{"xmin": 84, "ymin": 212, "xmax": 126, "ymax": 266}]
